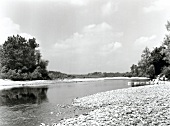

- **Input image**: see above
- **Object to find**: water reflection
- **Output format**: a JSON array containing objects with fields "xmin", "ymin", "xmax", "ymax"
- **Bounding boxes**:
[{"xmin": 0, "ymin": 86, "xmax": 48, "ymax": 106}]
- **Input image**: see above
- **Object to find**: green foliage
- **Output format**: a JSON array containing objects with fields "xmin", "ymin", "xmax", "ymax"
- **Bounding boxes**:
[
  {"xmin": 130, "ymin": 21, "xmax": 170, "ymax": 79},
  {"xmin": 130, "ymin": 64, "xmax": 138, "ymax": 77},
  {"xmin": 31, "ymin": 67, "xmax": 43, "ymax": 80},
  {"xmin": 48, "ymin": 71, "xmax": 133, "ymax": 79},
  {"xmin": 150, "ymin": 47, "xmax": 167, "ymax": 76},
  {"xmin": 147, "ymin": 64, "xmax": 155, "ymax": 79},
  {"xmin": 0, "ymin": 35, "xmax": 50, "ymax": 81},
  {"xmin": 131, "ymin": 46, "xmax": 167, "ymax": 79},
  {"xmin": 48, "ymin": 71, "xmax": 75, "ymax": 79},
  {"xmin": 138, "ymin": 47, "xmax": 152, "ymax": 76},
  {"xmin": 162, "ymin": 66, "xmax": 170, "ymax": 80}
]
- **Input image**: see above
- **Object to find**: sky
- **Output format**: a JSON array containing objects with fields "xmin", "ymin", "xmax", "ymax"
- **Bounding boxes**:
[{"xmin": 0, "ymin": 0, "xmax": 170, "ymax": 74}]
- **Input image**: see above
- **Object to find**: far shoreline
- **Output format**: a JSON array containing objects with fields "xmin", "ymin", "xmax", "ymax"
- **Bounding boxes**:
[{"xmin": 0, "ymin": 77, "xmax": 150, "ymax": 90}]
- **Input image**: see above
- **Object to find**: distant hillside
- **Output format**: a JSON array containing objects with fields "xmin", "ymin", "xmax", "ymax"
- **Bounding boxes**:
[
  {"xmin": 72, "ymin": 72, "xmax": 132, "ymax": 78},
  {"xmin": 48, "ymin": 71, "xmax": 76, "ymax": 79},
  {"xmin": 48, "ymin": 71, "xmax": 132, "ymax": 80}
]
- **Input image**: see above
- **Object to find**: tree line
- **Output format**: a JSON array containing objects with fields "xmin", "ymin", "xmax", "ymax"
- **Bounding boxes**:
[{"xmin": 130, "ymin": 21, "xmax": 170, "ymax": 80}]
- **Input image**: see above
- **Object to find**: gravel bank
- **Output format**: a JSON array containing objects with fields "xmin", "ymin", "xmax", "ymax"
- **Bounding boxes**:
[{"xmin": 57, "ymin": 84, "xmax": 170, "ymax": 126}]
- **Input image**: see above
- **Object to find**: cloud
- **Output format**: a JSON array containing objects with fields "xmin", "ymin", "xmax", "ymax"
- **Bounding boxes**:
[
  {"xmin": 144, "ymin": 0, "xmax": 170, "ymax": 13},
  {"xmin": 0, "ymin": 17, "xmax": 39, "ymax": 45},
  {"xmin": 33, "ymin": 0, "xmax": 90, "ymax": 6},
  {"xmin": 53, "ymin": 22, "xmax": 123, "ymax": 73},
  {"xmin": 101, "ymin": 42, "xmax": 122, "ymax": 55},
  {"xmin": 0, "ymin": 17, "xmax": 20, "ymax": 44},
  {"xmin": 102, "ymin": 1, "xmax": 118, "ymax": 16},
  {"xmin": 61, "ymin": 0, "xmax": 89, "ymax": 6},
  {"xmin": 83, "ymin": 22, "xmax": 112, "ymax": 33},
  {"xmin": 134, "ymin": 35, "xmax": 161, "ymax": 50},
  {"xmin": 54, "ymin": 22, "xmax": 123, "ymax": 55}
]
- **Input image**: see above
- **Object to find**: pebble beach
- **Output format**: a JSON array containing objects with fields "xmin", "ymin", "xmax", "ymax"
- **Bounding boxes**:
[{"xmin": 57, "ymin": 83, "xmax": 170, "ymax": 126}]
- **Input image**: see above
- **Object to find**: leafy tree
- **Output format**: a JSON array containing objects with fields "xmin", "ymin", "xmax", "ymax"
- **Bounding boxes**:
[
  {"xmin": 0, "ymin": 35, "xmax": 49, "ymax": 80},
  {"xmin": 137, "ymin": 47, "xmax": 151, "ymax": 77},
  {"xmin": 0, "ymin": 45, "xmax": 2, "ymax": 78},
  {"xmin": 146, "ymin": 64, "xmax": 155, "ymax": 79},
  {"xmin": 150, "ymin": 47, "xmax": 167, "ymax": 76},
  {"xmin": 162, "ymin": 66, "xmax": 170, "ymax": 80},
  {"xmin": 130, "ymin": 21, "xmax": 170, "ymax": 79},
  {"xmin": 130, "ymin": 64, "xmax": 138, "ymax": 76},
  {"xmin": 162, "ymin": 21, "xmax": 170, "ymax": 65},
  {"xmin": 131, "ymin": 46, "xmax": 167, "ymax": 79}
]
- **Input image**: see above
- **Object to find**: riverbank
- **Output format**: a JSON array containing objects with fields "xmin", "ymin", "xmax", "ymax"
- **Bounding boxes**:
[
  {"xmin": 0, "ymin": 79, "xmax": 51, "ymax": 90},
  {"xmin": 56, "ymin": 83, "xmax": 170, "ymax": 126},
  {"xmin": 0, "ymin": 77, "xmax": 149, "ymax": 90}
]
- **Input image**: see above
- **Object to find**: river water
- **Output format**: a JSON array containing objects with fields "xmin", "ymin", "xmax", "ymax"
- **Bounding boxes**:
[{"xmin": 0, "ymin": 79, "xmax": 139, "ymax": 126}]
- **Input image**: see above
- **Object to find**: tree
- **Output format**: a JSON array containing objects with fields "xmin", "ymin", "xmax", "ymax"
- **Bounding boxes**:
[
  {"xmin": 162, "ymin": 66, "xmax": 170, "ymax": 80},
  {"xmin": 129, "ymin": 20, "xmax": 170, "ymax": 80},
  {"xmin": 162, "ymin": 21, "xmax": 170, "ymax": 65},
  {"xmin": 150, "ymin": 47, "xmax": 167, "ymax": 76},
  {"xmin": 0, "ymin": 35, "xmax": 49, "ymax": 80},
  {"xmin": 146, "ymin": 64, "xmax": 155, "ymax": 79},
  {"xmin": 137, "ymin": 47, "xmax": 151, "ymax": 77},
  {"xmin": 130, "ymin": 64, "xmax": 138, "ymax": 76},
  {"xmin": 0, "ymin": 45, "xmax": 2, "ymax": 78},
  {"xmin": 132, "ymin": 46, "xmax": 167, "ymax": 78}
]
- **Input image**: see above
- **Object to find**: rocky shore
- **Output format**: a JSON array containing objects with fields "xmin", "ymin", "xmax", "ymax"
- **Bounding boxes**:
[{"xmin": 57, "ymin": 84, "xmax": 170, "ymax": 126}]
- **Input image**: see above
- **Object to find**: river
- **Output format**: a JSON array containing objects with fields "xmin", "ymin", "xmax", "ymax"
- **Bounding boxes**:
[{"xmin": 0, "ymin": 79, "xmax": 146, "ymax": 126}]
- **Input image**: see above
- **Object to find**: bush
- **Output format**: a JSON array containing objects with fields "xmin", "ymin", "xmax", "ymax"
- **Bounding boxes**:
[{"xmin": 162, "ymin": 66, "xmax": 170, "ymax": 80}]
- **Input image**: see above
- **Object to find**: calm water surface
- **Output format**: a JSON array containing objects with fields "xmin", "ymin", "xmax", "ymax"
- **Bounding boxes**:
[{"xmin": 0, "ymin": 79, "xmax": 132, "ymax": 126}]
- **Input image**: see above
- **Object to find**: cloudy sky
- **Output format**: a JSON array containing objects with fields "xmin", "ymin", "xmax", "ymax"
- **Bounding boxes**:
[{"xmin": 0, "ymin": 0, "xmax": 170, "ymax": 74}]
